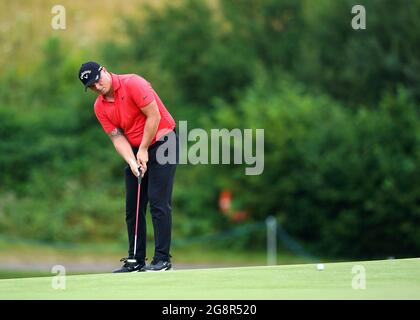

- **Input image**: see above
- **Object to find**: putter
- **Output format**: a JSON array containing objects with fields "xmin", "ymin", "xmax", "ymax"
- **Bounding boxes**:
[{"xmin": 127, "ymin": 169, "xmax": 142, "ymax": 267}]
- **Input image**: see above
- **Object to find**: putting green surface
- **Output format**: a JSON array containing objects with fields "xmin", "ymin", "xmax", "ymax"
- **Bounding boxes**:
[{"xmin": 0, "ymin": 258, "xmax": 419, "ymax": 300}]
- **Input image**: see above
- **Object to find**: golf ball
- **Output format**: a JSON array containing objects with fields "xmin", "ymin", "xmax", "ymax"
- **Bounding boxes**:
[{"xmin": 317, "ymin": 263, "xmax": 325, "ymax": 271}]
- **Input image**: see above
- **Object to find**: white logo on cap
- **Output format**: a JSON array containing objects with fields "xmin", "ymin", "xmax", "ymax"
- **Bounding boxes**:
[{"xmin": 80, "ymin": 70, "xmax": 91, "ymax": 80}]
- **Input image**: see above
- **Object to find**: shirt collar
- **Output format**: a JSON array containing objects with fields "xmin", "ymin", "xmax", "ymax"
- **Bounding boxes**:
[{"xmin": 111, "ymin": 73, "xmax": 121, "ymax": 91}]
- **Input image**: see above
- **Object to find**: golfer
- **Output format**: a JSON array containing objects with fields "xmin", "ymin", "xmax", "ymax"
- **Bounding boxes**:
[{"xmin": 79, "ymin": 61, "xmax": 177, "ymax": 272}]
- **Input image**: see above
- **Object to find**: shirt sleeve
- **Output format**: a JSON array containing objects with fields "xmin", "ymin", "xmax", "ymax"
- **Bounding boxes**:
[
  {"xmin": 127, "ymin": 75, "xmax": 155, "ymax": 108},
  {"xmin": 94, "ymin": 101, "xmax": 117, "ymax": 134}
]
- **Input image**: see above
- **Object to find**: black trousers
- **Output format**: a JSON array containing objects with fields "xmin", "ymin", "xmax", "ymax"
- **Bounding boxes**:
[{"xmin": 124, "ymin": 130, "xmax": 178, "ymax": 262}]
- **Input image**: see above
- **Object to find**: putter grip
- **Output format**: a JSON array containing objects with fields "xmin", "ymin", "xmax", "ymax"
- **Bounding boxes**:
[{"xmin": 138, "ymin": 171, "xmax": 142, "ymax": 185}]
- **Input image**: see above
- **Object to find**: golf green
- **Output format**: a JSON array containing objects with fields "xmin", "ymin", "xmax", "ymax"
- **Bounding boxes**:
[{"xmin": 0, "ymin": 258, "xmax": 419, "ymax": 299}]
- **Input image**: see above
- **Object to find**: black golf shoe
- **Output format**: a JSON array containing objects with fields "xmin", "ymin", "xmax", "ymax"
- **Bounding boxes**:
[
  {"xmin": 145, "ymin": 259, "xmax": 172, "ymax": 271},
  {"xmin": 112, "ymin": 257, "xmax": 146, "ymax": 273}
]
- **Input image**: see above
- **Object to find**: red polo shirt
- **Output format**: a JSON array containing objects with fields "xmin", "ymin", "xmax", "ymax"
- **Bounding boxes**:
[{"xmin": 94, "ymin": 73, "xmax": 176, "ymax": 147}]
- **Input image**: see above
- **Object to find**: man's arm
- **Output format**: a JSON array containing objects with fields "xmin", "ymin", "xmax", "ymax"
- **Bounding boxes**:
[
  {"xmin": 140, "ymin": 100, "xmax": 161, "ymax": 149},
  {"xmin": 109, "ymin": 128, "xmax": 140, "ymax": 177},
  {"xmin": 136, "ymin": 100, "xmax": 161, "ymax": 172}
]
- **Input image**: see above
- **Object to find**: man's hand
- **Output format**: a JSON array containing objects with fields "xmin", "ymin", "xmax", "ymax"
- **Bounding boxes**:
[
  {"xmin": 136, "ymin": 147, "xmax": 148, "ymax": 176},
  {"xmin": 128, "ymin": 159, "xmax": 142, "ymax": 177}
]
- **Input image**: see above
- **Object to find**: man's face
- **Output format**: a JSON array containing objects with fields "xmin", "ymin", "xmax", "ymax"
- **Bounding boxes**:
[{"xmin": 89, "ymin": 68, "xmax": 112, "ymax": 95}]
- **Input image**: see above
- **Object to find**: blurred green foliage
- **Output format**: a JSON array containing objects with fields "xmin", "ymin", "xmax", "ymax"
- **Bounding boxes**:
[
  {"xmin": 215, "ymin": 76, "xmax": 420, "ymax": 258},
  {"xmin": 0, "ymin": 0, "xmax": 419, "ymax": 259}
]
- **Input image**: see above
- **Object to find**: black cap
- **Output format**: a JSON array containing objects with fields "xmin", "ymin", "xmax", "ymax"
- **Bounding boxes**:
[{"xmin": 78, "ymin": 61, "xmax": 102, "ymax": 91}]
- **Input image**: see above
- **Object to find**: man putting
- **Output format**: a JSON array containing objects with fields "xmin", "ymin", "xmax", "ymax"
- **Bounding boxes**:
[{"xmin": 79, "ymin": 61, "xmax": 177, "ymax": 272}]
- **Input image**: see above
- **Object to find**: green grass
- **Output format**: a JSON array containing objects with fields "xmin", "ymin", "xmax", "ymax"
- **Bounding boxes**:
[
  {"xmin": 0, "ymin": 258, "xmax": 419, "ymax": 299},
  {"xmin": 0, "ymin": 236, "xmax": 312, "ymax": 280},
  {"xmin": 0, "ymin": 270, "xmax": 52, "ymax": 279}
]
